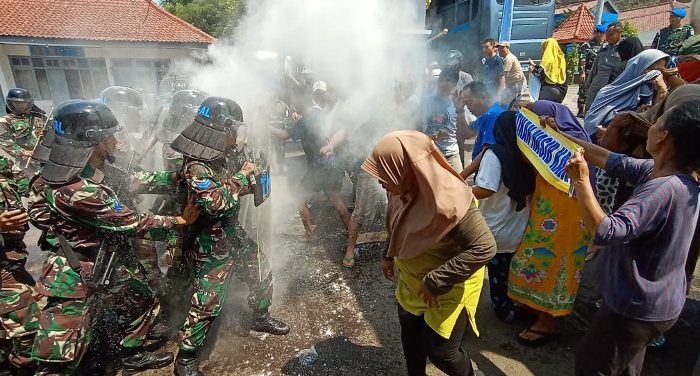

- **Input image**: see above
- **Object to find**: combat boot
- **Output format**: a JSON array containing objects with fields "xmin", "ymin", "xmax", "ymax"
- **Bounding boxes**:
[
  {"xmin": 253, "ymin": 308, "xmax": 290, "ymax": 335},
  {"xmin": 122, "ymin": 350, "xmax": 174, "ymax": 373},
  {"xmin": 147, "ymin": 321, "xmax": 170, "ymax": 341},
  {"xmin": 174, "ymin": 351, "xmax": 204, "ymax": 376}
]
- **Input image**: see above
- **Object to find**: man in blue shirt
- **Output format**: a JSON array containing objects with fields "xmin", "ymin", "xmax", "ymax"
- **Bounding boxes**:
[
  {"xmin": 459, "ymin": 81, "xmax": 504, "ymax": 179},
  {"xmin": 422, "ymin": 69, "xmax": 464, "ymax": 171},
  {"xmin": 482, "ymin": 38, "xmax": 505, "ymax": 100}
]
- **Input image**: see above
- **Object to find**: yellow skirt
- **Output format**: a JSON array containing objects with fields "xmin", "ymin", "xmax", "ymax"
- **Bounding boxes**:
[{"xmin": 507, "ymin": 174, "xmax": 591, "ymax": 316}]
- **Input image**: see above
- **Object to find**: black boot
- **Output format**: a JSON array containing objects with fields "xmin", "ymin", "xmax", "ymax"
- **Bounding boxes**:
[
  {"xmin": 253, "ymin": 309, "xmax": 290, "ymax": 335},
  {"xmin": 122, "ymin": 350, "xmax": 174, "ymax": 373},
  {"xmin": 147, "ymin": 321, "xmax": 170, "ymax": 341},
  {"xmin": 174, "ymin": 351, "xmax": 204, "ymax": 376}
]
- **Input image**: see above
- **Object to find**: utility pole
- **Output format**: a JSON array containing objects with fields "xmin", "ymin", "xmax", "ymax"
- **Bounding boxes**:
[
  {"xmin": 500, "ymin": 0, "xmax": 515, "ymax": 41},
  {"xmin": 594, "ymin": 0, "xmax": 605, "ymax": 26}
]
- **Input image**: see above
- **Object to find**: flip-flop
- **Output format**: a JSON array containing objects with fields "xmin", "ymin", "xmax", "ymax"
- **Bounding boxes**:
[
  {"xmin": 516, "ymin": 328, "xmax": 560, "ymax": 347},
  {"xmin": 342, "ymin": 257, "xmax": 355, "ymax": 268},
  {"xmin": 647, "ymin": 334, "xmax": 667, "ymax": 349}
]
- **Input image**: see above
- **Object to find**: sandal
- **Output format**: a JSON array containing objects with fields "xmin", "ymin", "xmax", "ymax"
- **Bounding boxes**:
[
  {"xmin": 342, "ymin": 257, "xmax": 355, "ymax": 268},
  {"xmin": 517, "ymin": 328, "xmax": 560, "ymax": 347},
  {"xmin": 647, "ymin": 334, "xmax": 667, "ymax": 349}
]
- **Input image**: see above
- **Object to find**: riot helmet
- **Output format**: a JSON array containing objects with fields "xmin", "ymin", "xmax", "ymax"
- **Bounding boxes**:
[
  {"xmin": 442, "ymin": 50, "xmax": 464, "ymax": 72},
  {"xmin": 100, "ymin": 86, "xmax": 145, "ymax": 111},
  {"xmin": 41, "ymin": 100, "xmax": 122, "ymax": 184},
  {"xmin": 170, "ymin": 96, "xmax": 244, "ymax": 161},
  {"xmin": 31, "ymin": 129, "xmax": 55, "ymax": 164},
  {"xmin": 158, "ymin": 90, "xmax": 207, "ymax": 143},
  {"xmin": 99, "ymin": 86, "xmax": 145, "ymax": 133},
  {"xmin": 6, "ymin": 88, "xmax": 35, "ymax": 115}
]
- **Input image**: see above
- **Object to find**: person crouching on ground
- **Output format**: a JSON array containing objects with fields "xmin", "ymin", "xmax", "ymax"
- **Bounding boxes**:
[{"xmin": 363, "ymin": 131, "xmax": 495, "ymax": 376}]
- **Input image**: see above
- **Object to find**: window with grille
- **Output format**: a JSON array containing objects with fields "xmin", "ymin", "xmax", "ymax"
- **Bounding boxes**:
[
  {"xmin": 9, "ymin": 55, "xmax": 109, "ymax": 102},
  {"xmin": 110, "ymin": 59, "xmax": 171, "ymax": 94}
]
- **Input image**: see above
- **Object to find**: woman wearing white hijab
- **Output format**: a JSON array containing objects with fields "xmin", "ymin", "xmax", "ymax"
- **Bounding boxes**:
[{"xmin": 584, "ymin": 49, "xmax": 670, "ymax": 137}]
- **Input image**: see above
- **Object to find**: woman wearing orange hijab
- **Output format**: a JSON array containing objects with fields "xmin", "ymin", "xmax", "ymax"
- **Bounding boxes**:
[{"xmin": 362, "ymin": 131, "xmax": 495, "ymax": 376}]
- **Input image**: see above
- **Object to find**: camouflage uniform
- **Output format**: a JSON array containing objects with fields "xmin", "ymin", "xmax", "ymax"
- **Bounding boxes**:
[
  {"xmin": 0, "ymin": 157, "xmax": 40, "ymax": 370},
  {"xmin": 652, "ymin": 24, "xmax": 695, "ymax": 57},
  {"xmin": 577, "ymin": 39, "xmax": 603, "ymax": 112},
  {"xmin": 116, "ymin": 167, "xmax": 178, "ymax": 292},
  {"xmin": 155, "ymin": 144, "xmax": 186, "ymax": 268},
  {"xmin": 178, "ymin": 156, "xmax": 273, "ymax": 352},
  {"xmin": 28, "ymin": 167, "xmax": 180, "ymax": 374},
  {"xmin": 0, "ymin": 113, "xmax": 44, "ymax": 166}
]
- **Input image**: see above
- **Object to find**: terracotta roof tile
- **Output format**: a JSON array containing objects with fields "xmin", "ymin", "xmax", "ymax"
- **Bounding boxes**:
[
  {"xmin": 0, "ymin": 0, "xmax": 215, "ymax": 44},
  {"xmin": 553, "ymin": 4, "xmax": 596, "ymax": 43}
]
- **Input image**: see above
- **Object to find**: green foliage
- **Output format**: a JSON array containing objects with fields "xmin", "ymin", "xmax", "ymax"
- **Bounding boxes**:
[
  {"xmin": 622, "ymin": 20, "xmax": 639, "ymax": 38},
  {"xmin": 565, "ymin": 43, "xmax": 579, "ymax": 85},
  {"xmin": 161, "ymin": 0, "xmax": 246, "ymax": 38}
]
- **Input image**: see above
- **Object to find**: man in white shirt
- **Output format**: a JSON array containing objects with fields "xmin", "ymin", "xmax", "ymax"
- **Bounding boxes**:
[{"xmin": 472, "ymin": 147, "xmax": 530, "ymax": 322}]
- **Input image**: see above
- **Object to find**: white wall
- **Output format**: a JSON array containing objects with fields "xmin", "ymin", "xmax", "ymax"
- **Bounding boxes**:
[{"xmin": 0, "ymin": 42, "xmax": 206, "ymax": 108}]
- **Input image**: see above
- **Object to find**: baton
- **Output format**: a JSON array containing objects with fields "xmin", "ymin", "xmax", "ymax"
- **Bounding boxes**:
[{"xmin": 25, "ymin": 107, "xmax": 53, "ymax": 169}]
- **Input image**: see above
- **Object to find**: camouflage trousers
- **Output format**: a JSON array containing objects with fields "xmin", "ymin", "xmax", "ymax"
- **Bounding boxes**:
[
  {"xmin": 32, "ymin": 253, "xmax": 159, "ymax": 374},
  {"xmin": 178, "ymin": 224, "xmax": 273, "ymax": 352},
  {"xmin": 577, "ymin": 82, "xmax": 586, "ymax": 107},
  {"xmin": 0, "ymin": 261, "xmax": 40, "ymax": 369}
]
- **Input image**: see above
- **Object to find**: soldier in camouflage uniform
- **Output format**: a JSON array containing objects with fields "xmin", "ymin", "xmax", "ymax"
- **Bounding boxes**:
[
  {"xmin": 577, "ymin": 25, "xmax": 606, "ymax": 118},
  {"xmin": 152, "ymin": 90, "xmax": 207, "ymax": 268},
  {"xmin": 100, "ymin": 87, "xmax": 175, "ymax": 333},
  {"xmin": 170, "ymin": 96, "xmax": 289, "ymax": 376},
  {"xmin": 0, "ymin": 155, "xmax": 41, "ymax": 374},
  {"xmin": 0, "ymin": 89, "xmax": 46, "ymax": 167},
  {"xmin": 652, "ymin": 8, "xmax": 695, "ymax": 60},
  {"xmin": 27, "ymin": 100, "xmax": 198, "ymax": 375}
]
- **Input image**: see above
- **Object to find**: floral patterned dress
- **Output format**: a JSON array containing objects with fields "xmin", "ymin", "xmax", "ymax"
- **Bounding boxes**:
[{"xmin": 508, "ymin": 174, "xmax": 591, "ymax": 316}]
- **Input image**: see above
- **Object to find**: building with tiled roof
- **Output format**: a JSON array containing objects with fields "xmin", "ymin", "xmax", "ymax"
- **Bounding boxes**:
[
  {"xmin": 553, "ymin": 4, "xmax": 596, "ymax": 43},
  {"xmin": 0, "ymin": 0, "xmax": 215, "ymax": 110}
]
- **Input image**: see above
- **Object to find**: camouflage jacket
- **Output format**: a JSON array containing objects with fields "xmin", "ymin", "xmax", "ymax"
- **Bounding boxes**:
[
  {"xmin": 0, "ymin": 114, "xmax": 44, "ymax": 165},
  {"xmin": 148, "ymin": 144, "xmax": 185, "ymax": 216},
  {"xmin": 33, "ymin": 167, "xmax": 180, "ymax": 298},
  {"xmin": 652, "ymin": 24, "xmax": 695, "ymax": 57},
  {"xmin": 579, "ymin": 39, "xmax": 603, "ymax": 74},
  {"xmin": 0, "ymin": 157, "xmax": 29, "ymax": 264},
  {"xmin": 182, "ymin": 156, "xmax": 251, "ymax": 256}
]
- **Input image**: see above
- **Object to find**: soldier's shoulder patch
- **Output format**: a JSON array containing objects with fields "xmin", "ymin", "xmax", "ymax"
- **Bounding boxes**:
[
  {"xmin": 111, "ymin": 200, "xmax": 124, "ymax": 212},
  {"xmin": 196, "ymin": 178, "xmax": 213, "ymax": 190}
]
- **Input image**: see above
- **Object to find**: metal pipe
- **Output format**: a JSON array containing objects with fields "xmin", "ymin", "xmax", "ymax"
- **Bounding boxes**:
[
  {"xmin": 428, "ymin": 28, "xmax": 449, "ymax": 42},
  {"xmin": 595, "ymin": 0, "xmax": 605, "ymax": 26},
  {"xmin": 500, "ymin": 0, "xmax": 515, "ymax": 42}
]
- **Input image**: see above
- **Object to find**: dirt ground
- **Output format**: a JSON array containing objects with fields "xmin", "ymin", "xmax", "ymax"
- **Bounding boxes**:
[{"xmin": 23, "ymin": 92, "xmax": 700, "ymax": 375}]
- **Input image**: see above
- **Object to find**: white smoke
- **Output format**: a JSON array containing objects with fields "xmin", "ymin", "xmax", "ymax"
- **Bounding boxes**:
[
  {"xmin": 175, "ymin": 0, "xmax": 425, "ymax": 299},
  {"xmin": 185, "ymin": 0, "xmax": 424, "ymax": 114}
]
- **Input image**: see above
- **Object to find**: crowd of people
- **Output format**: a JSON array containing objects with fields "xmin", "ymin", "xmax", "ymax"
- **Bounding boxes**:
[{"xmin": 0, "ymin": 6, "xmax": 699, "ymax": 376}]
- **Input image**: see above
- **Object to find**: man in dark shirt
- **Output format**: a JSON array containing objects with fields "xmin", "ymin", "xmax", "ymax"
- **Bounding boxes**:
[
  {"xmin": 270, "ymin": 82, "xmax": 350, "ymax": 241},
  {"xmin": 585, "ymin": 22, "xmax": 624, "ymax": 113},
  {"xmin": 482, "ymin": 39, "xmax": 505, "ymax": 101}
]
